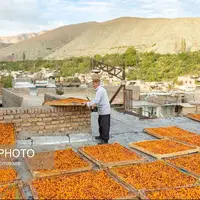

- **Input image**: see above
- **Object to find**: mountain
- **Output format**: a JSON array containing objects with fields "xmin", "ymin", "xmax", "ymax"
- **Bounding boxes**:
[
  {"xmin": 0, "ymin": 42, "xmax": 11, "ymax": 49},
  {"xmin": 0, "ymin": 31, "xmax": 47, "ymax": 44},
  {"xmin": 46, "ymin": 17, "xmax": 200, "ymax": 60},
  {"xmin": 1, "ymin": 17, "xmax": 200, "ymax": 61},
  {"xmin": 0, "ymin": 22, "xmax": 98, "ymax": 61}
]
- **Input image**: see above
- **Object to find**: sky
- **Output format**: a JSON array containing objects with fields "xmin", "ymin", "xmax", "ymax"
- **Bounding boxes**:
[{"xmin": 0, "ymin": 0, "xmax": 200, "ymax": 36}]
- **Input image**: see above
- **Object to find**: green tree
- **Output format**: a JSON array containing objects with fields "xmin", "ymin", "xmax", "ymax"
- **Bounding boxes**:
[
  {"xmin": 23, "ymin": 52, "xmax": 26, "ymax": 61},
  {"xmin": 1, "ymin": 76, "xmax": 13, "ymax": 88},
  {"xmin": 181, "ymin": 38, "xmax": 186, "ymax": 52},
  {"xmin": 124, "ymin": 46, "xmax": 137, "ymax": 67}
]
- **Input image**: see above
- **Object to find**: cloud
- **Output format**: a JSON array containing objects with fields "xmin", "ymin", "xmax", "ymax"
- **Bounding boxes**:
[
  {"xmin": 0, "ymin": 0, "xmax": 41, "ymax": 23},
  {"xmin": 0, "ymin": 0, "xmax": 199, "ymax": 36},
  {"xmin": 133, "ymin": 0, "xmax": 184, "ymax": 18}
]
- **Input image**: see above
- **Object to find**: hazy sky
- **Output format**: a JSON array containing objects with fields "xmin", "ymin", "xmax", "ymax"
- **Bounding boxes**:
[{"xmin": 0, "ymin": 0, "xmax": 200, "ymax": 36}]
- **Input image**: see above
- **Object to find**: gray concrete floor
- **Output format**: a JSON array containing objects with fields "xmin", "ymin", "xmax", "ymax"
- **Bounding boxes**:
[
  {"xmin": 12, "ymin": 109, "xmax": 200, "ymax": 199},
  {"xmin": 21, "ymin": 94, "xmax": 45, "ymax": 107}
]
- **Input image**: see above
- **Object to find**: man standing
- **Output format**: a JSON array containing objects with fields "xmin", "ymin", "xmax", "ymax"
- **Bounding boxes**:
[{"xmin": 85, "ymin": 74, "xmax": 111, "ymax": 144}]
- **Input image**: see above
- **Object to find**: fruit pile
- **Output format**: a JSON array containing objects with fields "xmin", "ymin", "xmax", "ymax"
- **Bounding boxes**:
[
  {"xmin": 0, "ymin": 123, "xmax": 15, "ymax": 145},
  {"xmin": 27, "ymin": 149, "xmax": 91, "ymax": 174},
  {"xmin": 144, "ymin": 126, "xmax": 196, "ymax": 139},
  {"xmin": 111, "ymin": 161, "xmax": 197, "ymax": 190},
  {"xmin": 0, "ymin": 184, "xmax": 23, "ymax": 199},
  {"xmin": 80, "ymin": 143, "xmax": 142, "ymax": 164},
  {"xmin": 144, "ymin": 186, "xmax": 200, "ymax": 199},
  {"xmin": 187, "ymin": 114, "xmax": 200, "ymax": 121},
  {"xmin": 31, "ymin": 170, "xmax": 132, "ymax": 199},
  {"xmin": 0, "ymin": 168, "xmax": 18, "ymax": 184},
  {"xmin": 45, "ymin": 97, "xmax": 88, "ymax": 106},
  {"xmin": 166, "ymin": 153, "xmax": 200, "ymax": 176},
  {"xmin": 130, "ymin": 139, "xmax": 196, "ymax": 155}
]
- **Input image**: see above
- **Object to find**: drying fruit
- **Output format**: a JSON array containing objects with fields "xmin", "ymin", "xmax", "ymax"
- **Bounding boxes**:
[
  {"xmin": 26, "ymin": 149, "xmax": 91, "ymax": 175},
  {"xmin": 0, "ymin": 123, "xmax": 15, "ymax": 145},
  {"xmin": 144, "ymin": 126, "xmax": 200, "ymax": 147},
  {"xmin": 0, "ymin": 184, "xmax": 23, "ymax": 199},
  {"xmin": 31, "ymin": 170, "xmax": 133, "ymax": 199},
  {"xmin": 174, "ymin": 135, "xmax": 200, "ymax": 147},
  {"xmin": 130, "ymin": 139, "xmax": 196, "ymax": 155},
  {"xmin": 80, "ymin": 143, "xmax": 142, "ymax": 164},
  {"xmin": 0, "ymin": 168, "xmax": 18, "ymax": 184},
  {"xmin": 166, "ymin": 153, "xmax": 200, "ymax": 176},
  {"xmin": 144, "ymin": 126, "xmax": 197, "ymax": 139},
  {"xmin": 111, "ymin": 161, "xmax": 197, "ymax": 190},
  {"xmin": 45, "ymin": 97, "xmax": 88, "ymax": 106},
  {"xmin": 187, "ymin": 114, "xmax": 200, "ymax": 121},
  {"xmin": 144, "ymin": 186, "xmax": 200, "ymax": 199}
]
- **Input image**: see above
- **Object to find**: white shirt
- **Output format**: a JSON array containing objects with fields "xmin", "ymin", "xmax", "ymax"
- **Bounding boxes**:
[{"xmin": 87, "ymin": 85, "xmax": 111, "ymax": 115}]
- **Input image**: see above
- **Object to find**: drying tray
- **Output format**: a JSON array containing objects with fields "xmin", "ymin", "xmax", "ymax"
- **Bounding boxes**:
[
  {"xmin": 186, "ymin": 114, "xmax": 200, "ymax": 122},
  {"xmin": 0, "ymin": 167, "xmax": 20, "ymax": 186},
  {"xmin": 28, "ymin": 169, "xmax": 138, "ymax": 200},
  {"xmin": 44, "ymin": 97, "xmax": 88, "ymax": 107},
  {"xmin": 129, "ymin": 139, "xmax": 198, "ymax": 159},
  {"xmin": 164, "ymin": 153, "xmax": 200, "ymax": 178},
  {"xmin": 0, "ymin": 182, "xmax": 26, "ymax": 200},
  {"xmin": 24, "ymin": 150, "xmax": 93, "ymax": 178},
  {"xmin": 78, "ymin": 146, "xmax": 146, "ymax": 168},
  {"xmin": 139, "ymin": 185, "xmax": 200, "ymax": 200},
  {"xmin": 108, "ymin": 160, "xmax": 199, "ymax": 193}
]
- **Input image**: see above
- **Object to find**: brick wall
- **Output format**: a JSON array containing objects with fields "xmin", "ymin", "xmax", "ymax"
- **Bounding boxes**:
[
  {"xmin": 2, "ymin": 88, "xmax": 23, "ymax": 107},
  {"xmin": 0, "ymin": 106, "xmax": 91, "ymax": 139}
]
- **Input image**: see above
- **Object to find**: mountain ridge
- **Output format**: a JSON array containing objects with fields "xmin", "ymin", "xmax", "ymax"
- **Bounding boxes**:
[
  {"xmin": 1, "ymin": 17, "xmax": 200, "ymax": 61},
  {"xmin": 0, "ymin": 31, "xmax": 48, "ymax": 44},
  {"xmin": 0, "ymin": 22, "xmax": 98, "ymax": 60}
]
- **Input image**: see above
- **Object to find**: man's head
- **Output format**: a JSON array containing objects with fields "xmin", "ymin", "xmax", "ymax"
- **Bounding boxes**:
[{"xmin": 92, "ymin": 74, "xmax": 101, "ymax": 89}]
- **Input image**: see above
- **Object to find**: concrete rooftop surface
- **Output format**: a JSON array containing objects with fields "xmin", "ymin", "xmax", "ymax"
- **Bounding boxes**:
[
  {"xmin": 21, "ymin": 94, "xmax": 45, "ymax": 107},
  {"xmin": 13, "ymin": 109, "xmax": 200, "ymax": 199}
]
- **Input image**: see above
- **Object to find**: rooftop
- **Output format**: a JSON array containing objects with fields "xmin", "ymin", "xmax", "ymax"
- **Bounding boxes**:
[
  {"xmin": 132, "ymin": 100, "xmax": 159, "ymax": 108},
  {"xmin": 4, "ymin": 108, "xmax": 200, "ymax": 198}
]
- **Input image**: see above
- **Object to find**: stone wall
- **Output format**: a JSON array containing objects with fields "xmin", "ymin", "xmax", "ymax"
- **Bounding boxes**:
[
  {"xmin": 0, "ymin": 106, "xmax": 91, "ymax": 139},
  {"xmin": 2, "ymin": 88, "xmax": 23, "ymax": 107}
]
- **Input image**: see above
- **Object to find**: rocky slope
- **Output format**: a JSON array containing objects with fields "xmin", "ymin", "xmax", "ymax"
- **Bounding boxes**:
[{"xmin": 1, "ymin": 17, "xmax": 200, "ymax": 60}]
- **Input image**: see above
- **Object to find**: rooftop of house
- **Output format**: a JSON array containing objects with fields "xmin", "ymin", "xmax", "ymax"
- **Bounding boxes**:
[
  {"xmin": 189, "ymin": 100, "xmax": 200, "ymax": 105},
  {"xmin": 132, "ymin": 100, "xmax": 160, "ymax": 108},
  {"xmin": 17, "ymin": 110, "xmax": 200, "ymax": 183}
]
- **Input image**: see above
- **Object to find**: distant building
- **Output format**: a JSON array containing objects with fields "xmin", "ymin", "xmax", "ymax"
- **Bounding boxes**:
[
  {"xmin": 35, "ymin": 79, "xmax": 56, "ymax": 88},
  {"xmin": 177, "ymin": 76, "xmax": 196, "ymax": 86}
]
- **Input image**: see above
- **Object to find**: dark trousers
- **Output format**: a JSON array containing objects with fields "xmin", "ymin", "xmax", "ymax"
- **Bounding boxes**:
[{"xmin": 98, "ymin": 114, "xmax": 110, "ymax": 141}]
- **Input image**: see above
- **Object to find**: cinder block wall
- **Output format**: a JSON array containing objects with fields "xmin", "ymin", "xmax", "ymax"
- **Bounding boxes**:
[{"xmin": 0, "ymin": 106, "xmax": 91, "ymax": 139}]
